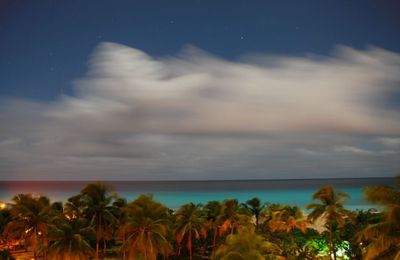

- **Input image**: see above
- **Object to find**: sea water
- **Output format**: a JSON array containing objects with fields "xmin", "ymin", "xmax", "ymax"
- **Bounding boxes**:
[{"xmin": 0, "ymin": 178, "xmax": 394, "ymax": 210}]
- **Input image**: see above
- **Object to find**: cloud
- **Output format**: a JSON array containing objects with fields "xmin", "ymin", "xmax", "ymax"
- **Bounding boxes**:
[
  {"xmin": 68, "ymin": 43, "xmax": 400, "ymax": 136},
  {"xmin": 333, "ymin": 145, "xmax": 398, "ymax": 156},
  {"xmin": 0, "ymin": 42, "xmax": 399, "ymax": 180},
  {"xmin": 333, "ymin": 145, "xmax": 375, "ymax": 155},
  {"xmin": 377, "ymin": 137, "xmax": 400, "ymax": 147}
]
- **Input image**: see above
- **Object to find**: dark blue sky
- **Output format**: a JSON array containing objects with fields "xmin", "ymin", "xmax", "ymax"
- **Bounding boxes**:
[
  {"xmin": 1, "ymin": 0, "xmax": 399, "ymax": 101},
  {"xmin": 1, "ymin": 1, "xmax": 400, "ymax": 180}
]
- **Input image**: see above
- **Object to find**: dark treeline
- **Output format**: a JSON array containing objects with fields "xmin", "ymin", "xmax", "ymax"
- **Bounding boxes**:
[{"xmin": 0, "ymin": 178, "xmax": 399, "ymax": 260}]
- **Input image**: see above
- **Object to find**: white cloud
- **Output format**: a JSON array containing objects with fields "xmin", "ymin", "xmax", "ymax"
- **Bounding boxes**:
[
  {"xmin": 66, "ymin": 43, "xmax": 400, "ymax": 136},
  {"xmin": 0, "ymin": 43, "xmax": 399, "ymax": 179},
  {"xmin": 333, "ymin": 145, "xmax": 375, "ymax": 155},
  {"xmin": 377, "ymin": 137, "xmax": 400, "ymax": 147},
  {"xmin": 294, "ymin": 148, "xmax": 326, "ymax": 157}
]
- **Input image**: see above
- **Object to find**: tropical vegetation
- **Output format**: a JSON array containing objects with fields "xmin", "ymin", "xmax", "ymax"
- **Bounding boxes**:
[
  {"xmin": 307, "ymin": 185, "xmax": 353, "ymax": 260},
  {"xmin": 0, "ymin": 177, "xmax": 398, "ymax": 259},
  {"xmin": 357, "ymin": 178, "xmax": 400, "ymax": 259}
]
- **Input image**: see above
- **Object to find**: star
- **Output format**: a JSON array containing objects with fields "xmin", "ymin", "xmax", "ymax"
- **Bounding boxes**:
[{"xmin": 240, "ymin": 35, "xmax": 245, "ymax": 40}]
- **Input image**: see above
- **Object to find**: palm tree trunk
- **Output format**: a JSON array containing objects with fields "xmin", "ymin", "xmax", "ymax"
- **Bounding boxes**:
[
  {"xmin": 291, "ymin": 235, "xmax": 296, "ymax": 258},
  {"xmin": 213, "ymin": 227, "xmax": 217, "ymax": 249},
  {"xmin": 144, "ymin": 247, "xmax": 148, "ymax": 260},
  {"xmin": 43, "ymin": 236, "xmax": 48, "ymax": 260},
  {"xmin": 189, "ymin": 231, "xmax": 193, "ymax": 260},
  {"xmin": 96, "ymin": 223, "xmax": 100, "ymax": 260},
  {"xmin": 329, "ymin": 222, "xmax": 336, "ymax": 260},
  {"xmin": 68, "ymin": 240, "xmax": 72, "ymax": 260},
  {"xmin": 96, "ymin": 236, "xmax": 99, "ymax": 259},
  {"xmin": 103, "ymin": 237, "xmax": 106, "ymax": 256},
  {"xmin": 33, "ymin": 227, "xmax": 37, "ymax": 260},
  {"xmin": 103, "ymin": 225, "xmax": 109, "ymax": 256},
  {"xmin": 255, "ymin": 214, "xmax": 259, "ymax": 231},
  {"xmin": 122, "ymin": 232, "xmax": 126, "ymax": 260},
  {"xmin": 96, "ymin": 214, "xmax": 101, "ymax": 259}
]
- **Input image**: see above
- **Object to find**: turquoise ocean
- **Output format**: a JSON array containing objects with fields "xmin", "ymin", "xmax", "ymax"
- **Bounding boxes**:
[{"xmin": 0, "ymin": 178, "xmax": 394, "ymax": 210}]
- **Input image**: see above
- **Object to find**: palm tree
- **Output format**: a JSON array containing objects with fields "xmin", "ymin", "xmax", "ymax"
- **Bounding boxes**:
[
  {"xmin": 260, "ymin": 203, "xmax": 286, "ymax": 229},
  {"xmin": 120, "ymin": 195, "xmax": 172, "ymax": 260},
  {"xmin": 218, "ymin": 199, "xmax": 248, "ymax": 236},
  {"xmin": 307, "ymin": 185, "xmax": 353, "ymax": 260},
  {"xmin": 79, "ymin": 182, "xmax": 116, "ymax": 259},
  {"xmin": 4, "ymin": 194, "xmax": 53, "ymax": 260},
  {"xmin": 111, "ymin": 196, "xmax": 129, "ymax": 260},
  {"xmin": 268, "ymin": 205, "xmax": 307, "ymax": 258},
  {"xmin": 0, "ymin": 206, "xmax": 12, "ymax": 245},
  {"xmin": 357, "ymin": 177, "xmax": 400, "ymax": 260},
  {"xmin": 241, "ymin": 197, "xmax": 265, "ymax": 231},
  {"xmin": 204, "ymin": 201, "xmax": 222, "ymax": 250},
  {"xmin": 269, "ymin": 205, "xmax": 307, "ymax": 233},
  {"xmin": 214, "ymin": 226, "xmax": 280, "ymax": 260},
  {"xmin": 340, "ymin": 209, "xmax": 382, "ymax": 259},
  {"xmin": 47, "ymin": 216, "xmax": 95, "ymax": 260},
  {"xmin": 64, "ymin": 194, "xmax": 85, "ymax": 220},
  {"xmin": 174, "ymin": 203, "xmax": 207, "ymax": 260}
]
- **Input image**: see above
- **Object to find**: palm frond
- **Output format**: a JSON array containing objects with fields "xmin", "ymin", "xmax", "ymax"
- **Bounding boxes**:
[{"xmin": 365, "ymin": 186, "xmax": 400, "ymax": 205}]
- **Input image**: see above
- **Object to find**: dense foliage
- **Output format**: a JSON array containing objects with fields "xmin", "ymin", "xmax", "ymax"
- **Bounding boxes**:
[{"xmin": 0, "ymin": 178, "xmax": 398, "ymax": 260}]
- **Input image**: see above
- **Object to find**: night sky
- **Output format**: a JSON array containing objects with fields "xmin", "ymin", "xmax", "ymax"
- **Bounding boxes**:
[{"xmin": 0, "ymin": 0, "xmax": 399, "ymax": 180}]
